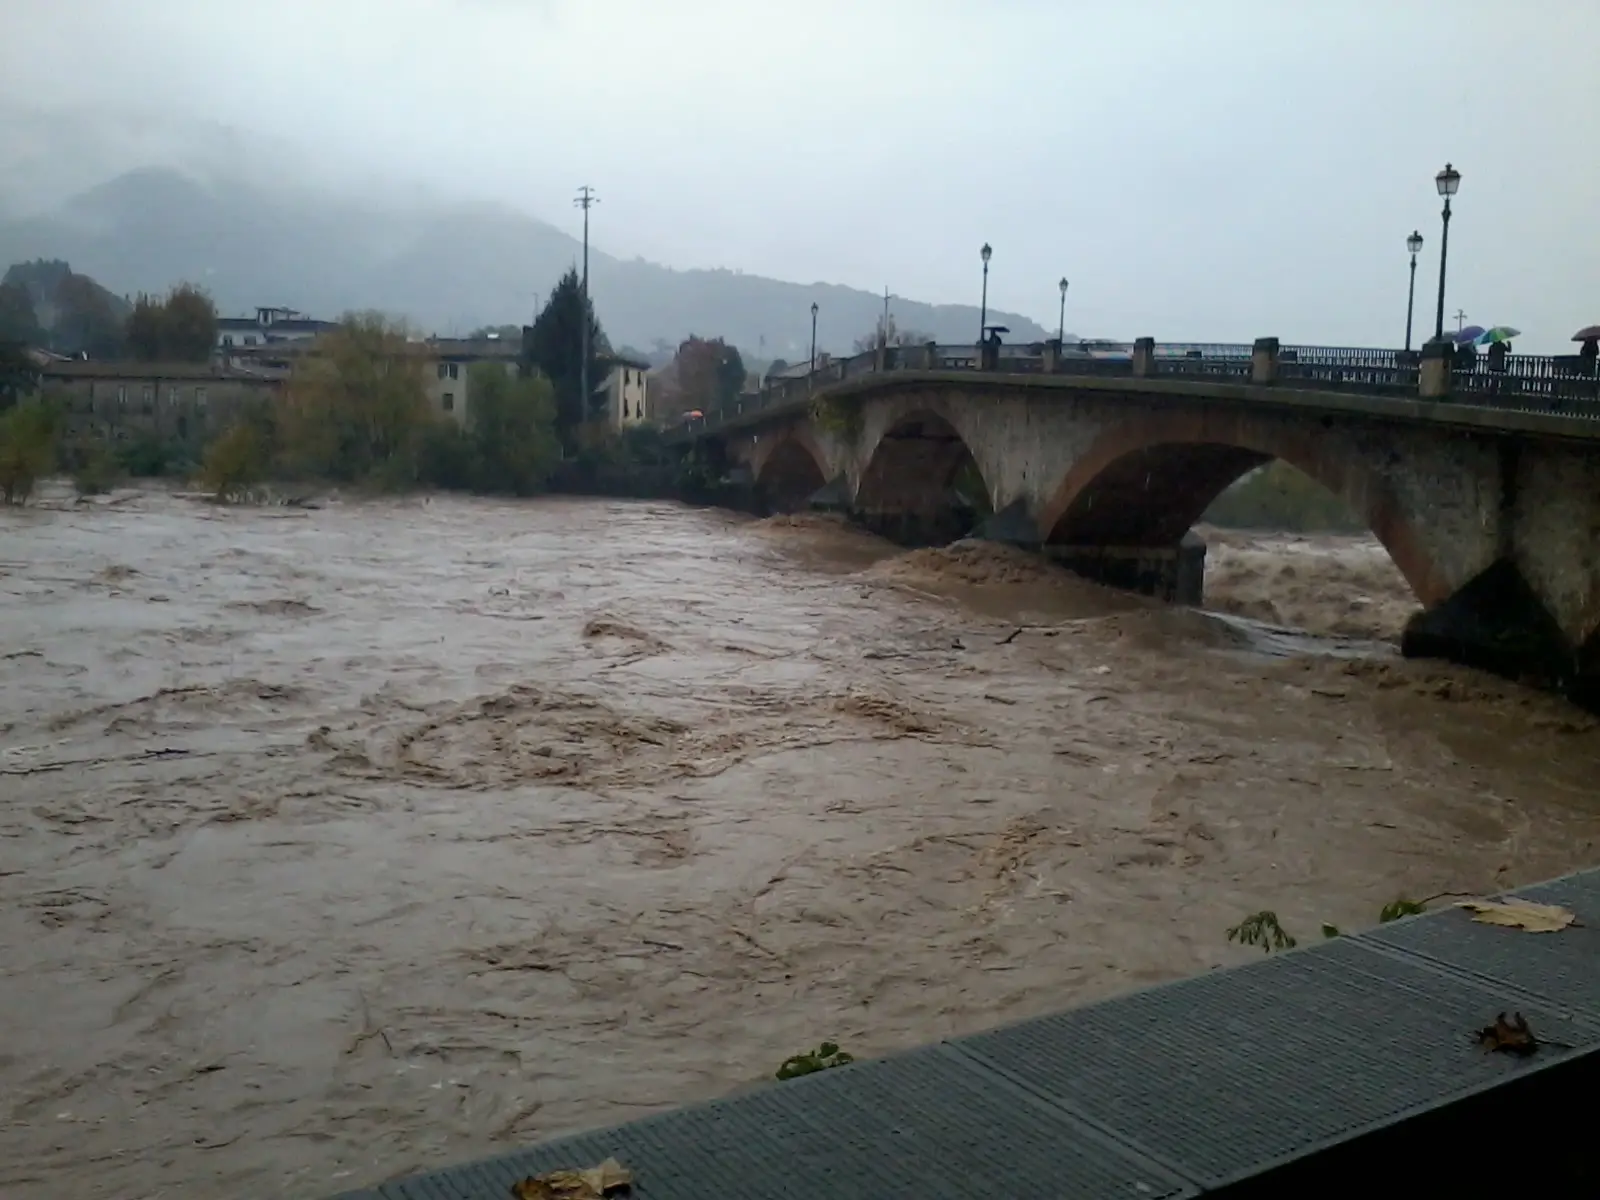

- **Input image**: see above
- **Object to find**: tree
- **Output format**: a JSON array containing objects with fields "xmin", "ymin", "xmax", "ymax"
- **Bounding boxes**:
[
  {"xmin": 0, "ymin": 282, "xmax": 42, "ymax": 347},
  {"xmin": 125, "ymin": 283, "xmax": 218, "ymax": 362},
  {"xmin": 0, "ymin": 402, "xmax": 59, "ymax": 504},
  {"xmin": 199, "ymin": 421, "xmax": 269, "ymax": 502},
  {"xmin": 521, "ymin": 268, "xmax": 610, "ymax": 445},
  {"xmin": 767, "ymin": 357, "xmax": 790, "ymax": 377},
  {"xmin": 0, "ymin": 342, "xmax": 39, "ymax": 410},
  {"xmin": 52, "ymin": 273, "xmax": 124, "ymax": 359},
  {"xmin": 467, "ymin": 324, "xmax": 522, "ymax": 341},
  {"xmin": 465, "ymin": 362, "xmax": 561, "ymax": 494},
  {"xmin": 674, "ymin": 335, "xmax": 745, "ymax": 410},
  {"xmin": 278, "ymin": 312, "xmax": 432, "ymax": 484},
  {"xmin": 852, "ymin": 314, "xmax": 936, "ymax": 353}
]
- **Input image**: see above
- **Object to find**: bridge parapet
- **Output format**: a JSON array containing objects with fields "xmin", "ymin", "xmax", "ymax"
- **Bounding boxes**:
[{"xmin": 674, "ymin": 337, "xmax": 1600, "ymax": 440}]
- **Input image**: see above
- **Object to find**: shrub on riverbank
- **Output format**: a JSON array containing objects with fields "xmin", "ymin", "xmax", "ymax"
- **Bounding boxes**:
[{"xmin": 0, "ymin": 401, "xmax": 59, "ymax": 504}]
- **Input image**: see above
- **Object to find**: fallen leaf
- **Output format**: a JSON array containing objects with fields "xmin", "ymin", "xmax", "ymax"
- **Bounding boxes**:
[
  {"xmin": 1476, "ymin": 1011, "xmax": 1539, "ymax": 1057},
  {"xmin": 511, "ymin": 1157, "xmax": 633, "ymax": 1199},
  {"xmin": 1456, "ymin": 899, "xmax": 1576, "ymax": 933}
]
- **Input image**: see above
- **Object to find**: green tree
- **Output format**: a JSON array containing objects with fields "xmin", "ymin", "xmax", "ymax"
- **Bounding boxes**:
[
  {"xmin": 199, "ymin": 421, "xmax": 269, "ymax": 501},
  {"xmin": 521, "ymin": 268, "xmax": 610, "ymax": 443},
  {"xmin": 0, "ymin": 342, "xmax": 39, "ymax": 410},
  {"xmin": 465, "ymin": 362, "xmax": 561, "ymax": 494},
  {"xmin": 125, "ymin": 283, "xmax": 218, "ymax": 362},
  {"xmin": 853, "ymin": 315, "xmax": 936, "ymax": 353},
  {"xmin": 675, "ymin": 335, "xmax": 745, "ymax": 410},
  {"xmin": 0, "ymin": 282, "xmax": 43, "ymax": 347},
  {"xmin": 278, "ymin": 312, "xmax": 432, "ymax": 485},
  {"xmin": 0, "ymin": 402, "xmax": 59, "ymax": 504},
  {"xmin": 51, "ymin": 272, "xmax": 124, "ymax": 359}
]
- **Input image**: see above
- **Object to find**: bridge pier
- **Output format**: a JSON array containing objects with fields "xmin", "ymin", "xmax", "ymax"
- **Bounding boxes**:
[{"xmin": 1042, "ymin": 534, "xmax": 1208, "ymax": 606}]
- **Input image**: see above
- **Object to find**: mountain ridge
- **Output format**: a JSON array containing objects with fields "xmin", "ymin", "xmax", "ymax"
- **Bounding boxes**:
[{"xmin": 0, "ymin": 166, "xmax": 1053, "ymax": 355}]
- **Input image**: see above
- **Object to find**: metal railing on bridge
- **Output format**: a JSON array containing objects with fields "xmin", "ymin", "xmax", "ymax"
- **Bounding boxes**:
[{"xmin": 672, "ymin": 338, "xmax": 1600, "ymax": 437}]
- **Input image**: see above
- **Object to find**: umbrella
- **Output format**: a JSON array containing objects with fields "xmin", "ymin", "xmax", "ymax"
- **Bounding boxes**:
[
  {"xmin": 1572, "ymin": 325, "xmax": 1600, "ymax": 342},
  {"xmin": 1453, "ymin": 325, "xmax": 1485, "ymax": 344},
  {"xmin": 1475, "ymin": 326, "xmax": 1520, "ymax": 345}
]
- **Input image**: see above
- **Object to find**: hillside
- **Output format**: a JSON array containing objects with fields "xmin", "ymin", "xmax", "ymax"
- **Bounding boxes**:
[{"xmin": 0, "ymin": 167, "xmax": 1052, "ymax": 355}]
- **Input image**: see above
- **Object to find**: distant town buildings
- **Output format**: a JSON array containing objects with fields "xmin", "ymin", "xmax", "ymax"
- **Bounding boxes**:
[
  {"xmin": 39, "ymin": 359, "xmax": 282, "ymax": 449},
  {"xmin": 419, "ymin": 336, "xmax": 519, "ymax": 425},
  {"xmin": 216, "ymin": 306, "xmax": 340, "ymax": 349}
]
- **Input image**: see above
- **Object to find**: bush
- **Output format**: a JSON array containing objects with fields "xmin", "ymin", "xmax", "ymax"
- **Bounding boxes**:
[
  {"xmin": 1203, "ymin": 461, "xmax": 1364, "ymax": 534},
  {"xmin": 199, "ymin": 421, "xmax": 270, "ymax": 502},
  {"xmin": 72, "ymin": 444, "xmax": 120, "ymax": 496},
  {"xmin": 0, "ymin": 403, "xmax": 59, "ymax": 504},
  {"xmin": 117, "ymin": 434, "xmax": 183, "ymax": 478}
]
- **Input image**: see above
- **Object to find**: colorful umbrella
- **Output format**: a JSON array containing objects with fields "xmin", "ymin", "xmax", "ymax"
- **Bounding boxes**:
[
  {"xmin": 1475, "ymin": 326, "xmax": 1521, "ymax": 345},
  {"xmin": 1572, "ymin": 325, "xmax": 1600, "ymax": 341},
  {"xmin": 1453, "ymin": 325, "xmax": 1485, "ymax": 344}
]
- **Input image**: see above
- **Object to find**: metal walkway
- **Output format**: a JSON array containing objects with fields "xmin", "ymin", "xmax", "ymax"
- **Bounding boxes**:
[{"xmin": 330, "ymin": 869, "xmax": 1600, "ymax": 1197}]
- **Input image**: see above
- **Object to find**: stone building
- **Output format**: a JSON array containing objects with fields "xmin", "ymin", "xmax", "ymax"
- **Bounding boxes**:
[
  {"xmin": 593, "ymin": 354, "xmax": 651, "ymax": 430},
  {"xmin": 38, "ymin": 360, "xmax": 283, "ymax": 448}
]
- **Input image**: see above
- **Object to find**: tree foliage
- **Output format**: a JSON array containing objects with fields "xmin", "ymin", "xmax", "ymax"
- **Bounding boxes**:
[
  {"xmin": 125, "ymin": 283, "xmax": 218, "ymax": 362},
  {"xmin": 674, "ymin": 335, "xmax": 745, "ymax": 411},
  {"xmin": 51, "ymin": 272, "xmax": 125, "ymax": 359},
  {"xmin": 0, "ymin": 342, "xmax": 40, "ymax": 409},
  {"xmin": 461, "ymin": 362, "xmax": 561, "ymax": 494},
  {"xmin": 278, "ymin": 312, "xmax": 433, "ymax": 483},
  {"xmin": 521, "ymin": 268, "xmax": 610, "ymax": 442},
  {"xmin": 853, "ymin": 314, "xmax": 936, "ymax": 353},
  {"xmin": 199, "ymin": 421, "xmax": 270, "ymax": 501},
  {"xmin": 1202, "ymin": 461, "xmax": 1364, "ymax": 534},
  {"xmin": 0, "ymin": 282, "xmax": 43, "ymax": 347},
  {"xmin": 0, "ymin": 402, "xmax": 59, "ymax": 504}
]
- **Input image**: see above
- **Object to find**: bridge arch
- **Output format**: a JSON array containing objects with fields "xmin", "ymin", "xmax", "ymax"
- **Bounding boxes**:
[
  {"xmin": 855, "ymin": 405, "xmax": 994, "ymax": 546},
  {"xmin": 753, "ymin": 430, "xmax": 830, "ymax": 512},
  {"xmin": 1036, "ymin": 415, "xmax": 1451, "ymax": 607}
]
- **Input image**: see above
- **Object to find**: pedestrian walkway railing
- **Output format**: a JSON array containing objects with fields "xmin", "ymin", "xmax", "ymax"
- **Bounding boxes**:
[{"xmin": 675, "ymin": 339, "xmax": 1600, "ymax": 437}]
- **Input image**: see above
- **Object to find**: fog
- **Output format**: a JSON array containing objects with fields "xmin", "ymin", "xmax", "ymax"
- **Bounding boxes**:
[{"xmin": 3, "ymin": 0, "xmax": 1597, "ymax": 349}]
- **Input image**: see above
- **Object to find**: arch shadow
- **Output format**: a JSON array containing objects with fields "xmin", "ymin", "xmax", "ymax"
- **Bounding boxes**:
[
  {"xmin": 855, "ymin": 409, "xmax": 993, "ymax": 546},
  {"xmin": 755, "ymin": 435, "xmax": 829, "ymax": 513},
  {"xmin": 1037, "ymin": 424, "xmax": 1449, "ymax": 609}
]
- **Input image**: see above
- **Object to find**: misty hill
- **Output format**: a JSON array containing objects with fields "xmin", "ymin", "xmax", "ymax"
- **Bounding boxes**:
[{"xmin": 0, "ymin": 167, "xmax": 1050, "ymax": 356}]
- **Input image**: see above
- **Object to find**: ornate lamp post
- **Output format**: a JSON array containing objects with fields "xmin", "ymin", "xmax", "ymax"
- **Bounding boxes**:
[
  {"xmin": 1432, "ymin": 163, "xmax": 1461, "ymax": 343},
  {"xmin": 1404, "ymin": 230, "xmax": 1424, "ymax": 352},
  {"xmin": 809, "ymin": 301, "xmax": 819, "ymax": 373},
  {"xmin": 1057, "ymin": 277, "xmax": 1069, "ymax": 344},
  {"xmin": 979, "ymin": 243, "xmax": 992, "ymax": 340}
]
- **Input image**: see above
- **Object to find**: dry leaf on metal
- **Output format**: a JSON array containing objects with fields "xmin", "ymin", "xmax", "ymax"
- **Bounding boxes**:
[
  {"xmin": 1475, "ymin": 1011, "xmax": 1539, "ymax": 1057},
  {"xmin": 511, "ymin": 1157, "xmax": 633, "ymax": 1199},
  {"xmin": 1455, "ymin": 899, "xmax": 1576, "ymax": 933}
]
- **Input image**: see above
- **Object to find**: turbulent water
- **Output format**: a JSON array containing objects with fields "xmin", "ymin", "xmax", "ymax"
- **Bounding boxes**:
[{"xmin": 3, "ymin": 488, "xmax": 1599, "ymax": 1200}]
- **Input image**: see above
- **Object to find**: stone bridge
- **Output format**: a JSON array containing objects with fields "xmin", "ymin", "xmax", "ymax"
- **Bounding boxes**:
[{"xmin": 686, "ymin": 339, "xmax": 1600, "ymax": 701}]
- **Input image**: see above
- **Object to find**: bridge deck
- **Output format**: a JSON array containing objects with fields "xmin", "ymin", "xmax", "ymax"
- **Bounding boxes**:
[{"xmin": 329, "ymin": 868, "xmax": 1600, "ymax": 1198}]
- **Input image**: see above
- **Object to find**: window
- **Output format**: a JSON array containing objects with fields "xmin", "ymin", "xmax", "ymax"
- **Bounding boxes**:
[
  {"xmin": 141, "ymin": 385, "xmax": 154, "ymax": 414},
  {"xmin": 195, "ymin": 387, "xmax": 208, "ymax": 410},
  {"xmin": 447, "ymin": 362, "xmax": 459, "ymax": 380},
  {"xmin": 168, "ymin": 386, "xmax": 179, "ymax": 407},
  {"xmin": 442, "ymin": 392, "xmax": 454, "ymax": 411},
  {"xmin": 117, "ymin": 385, "xmax": 127, "ymax": 408},
  {"xmin": 623, "ymin": 395, "xmax": 630, "ymax": 418},
  {"xmin": 223, "ymin": 334, "xmax": 234, "ymax": 347},
  {"xmin": 437, "ymin": 362, "xmax": 448, "ymax": 379},
  {"xmin": 88, "ymin": 382, "xmax": 97, "ymax": 403}
]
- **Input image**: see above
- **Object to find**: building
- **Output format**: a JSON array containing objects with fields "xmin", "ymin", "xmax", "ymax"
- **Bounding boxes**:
[
  {"xmin": 418, "ymin": 336, "xmax": 520, "ymax": 425},
  {"xmin": 37, "ymin": 360, "xmax": 282, "ymax": 448},
  {"xmin": 216, "ymin": 306, "xmax": 340, "ymax": 350},
  {"xmin": 593, "ymin": 354, "xmax": 651, "ymax": 430}
]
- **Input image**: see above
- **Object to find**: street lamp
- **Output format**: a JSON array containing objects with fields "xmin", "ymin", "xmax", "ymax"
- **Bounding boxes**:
[
  {"xmin": 1057, "ymin": 277, "xmax": 1070, "ymax": 344},
  {"xmin": 1404, "ymin": 230, "xmax": 1424, "ymax": 352},
  {"xmin": 1432, "ymin": 163, "xmax": 1460, "ymax": 343},
  {"xmin": 979, "ymin": 243, "xmax": 992, "ymax": 341},
  {"xmin": 809, "ymin": 301, "xmax": 819, "ymax": 375}
]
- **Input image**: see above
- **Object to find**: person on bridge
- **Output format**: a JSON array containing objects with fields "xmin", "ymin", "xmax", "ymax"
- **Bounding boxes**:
[{"xmin": 1581, "ymin": 336, "xmax": 1598, "ymax": 372}]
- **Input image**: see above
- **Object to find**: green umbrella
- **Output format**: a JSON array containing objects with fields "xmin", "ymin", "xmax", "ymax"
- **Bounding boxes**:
[{"xmin": 1475, "ymin": 326, "xmax": 1521, "ymax": 345}]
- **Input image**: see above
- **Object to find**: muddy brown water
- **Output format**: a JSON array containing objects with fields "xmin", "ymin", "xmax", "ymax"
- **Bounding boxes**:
[{"xmin": 3, "ymin": 489, "xmax": 1599, "ymax": 1199}]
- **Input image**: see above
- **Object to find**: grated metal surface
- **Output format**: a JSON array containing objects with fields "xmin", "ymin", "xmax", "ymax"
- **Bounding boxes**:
[
  {"xmin": 341, "ymin": 1045, "xmax": 1194, "ymax": 1200},
  {"xmin": 947, "ymin": 936, "xmax": 1597, "ymax": 1188},
  {"xmin": 1359, "ymin": 869, "xmax": 1600, "ymax": 1019}
]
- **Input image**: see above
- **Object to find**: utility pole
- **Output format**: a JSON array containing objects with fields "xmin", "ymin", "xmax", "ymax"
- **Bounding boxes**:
[
  {"xmin": 881, "ymin": 287, "xmax": 892, "ymax": 346},
  {"xmin": 574, "ymin": 186, "xmax": 599, "ymax": 421},
  {"xmin": 1454, "ymin": 308, "xmax": 1468, "ymax": 334}
]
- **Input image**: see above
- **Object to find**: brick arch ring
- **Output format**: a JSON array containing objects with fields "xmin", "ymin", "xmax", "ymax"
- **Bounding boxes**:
[{"xmin": 1034, "ymin": 415, "xmax": 1451, "ymax": 608}]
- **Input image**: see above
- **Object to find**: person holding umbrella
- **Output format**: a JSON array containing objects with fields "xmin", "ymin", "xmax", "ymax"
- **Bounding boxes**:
[{"xmin": 1574, "ymin": 325, "xmax": 1600, "ymax": 373}]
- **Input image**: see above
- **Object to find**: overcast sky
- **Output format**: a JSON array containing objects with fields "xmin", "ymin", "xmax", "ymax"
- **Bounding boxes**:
[{"xmin": 4, "ymin": 0, "xmax": 1596, "ymax": 351}]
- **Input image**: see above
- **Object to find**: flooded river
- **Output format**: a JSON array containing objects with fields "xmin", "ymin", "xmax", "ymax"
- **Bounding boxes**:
[{"xmin": 3, "ymin": 489, "xmax": 1599, "ymax": 1199}]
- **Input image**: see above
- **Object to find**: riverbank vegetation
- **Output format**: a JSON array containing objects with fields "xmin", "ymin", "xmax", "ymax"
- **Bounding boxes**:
[{"xmin": 1202, "ymin": 461, "xmax": 1366, "ymax": 534}]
